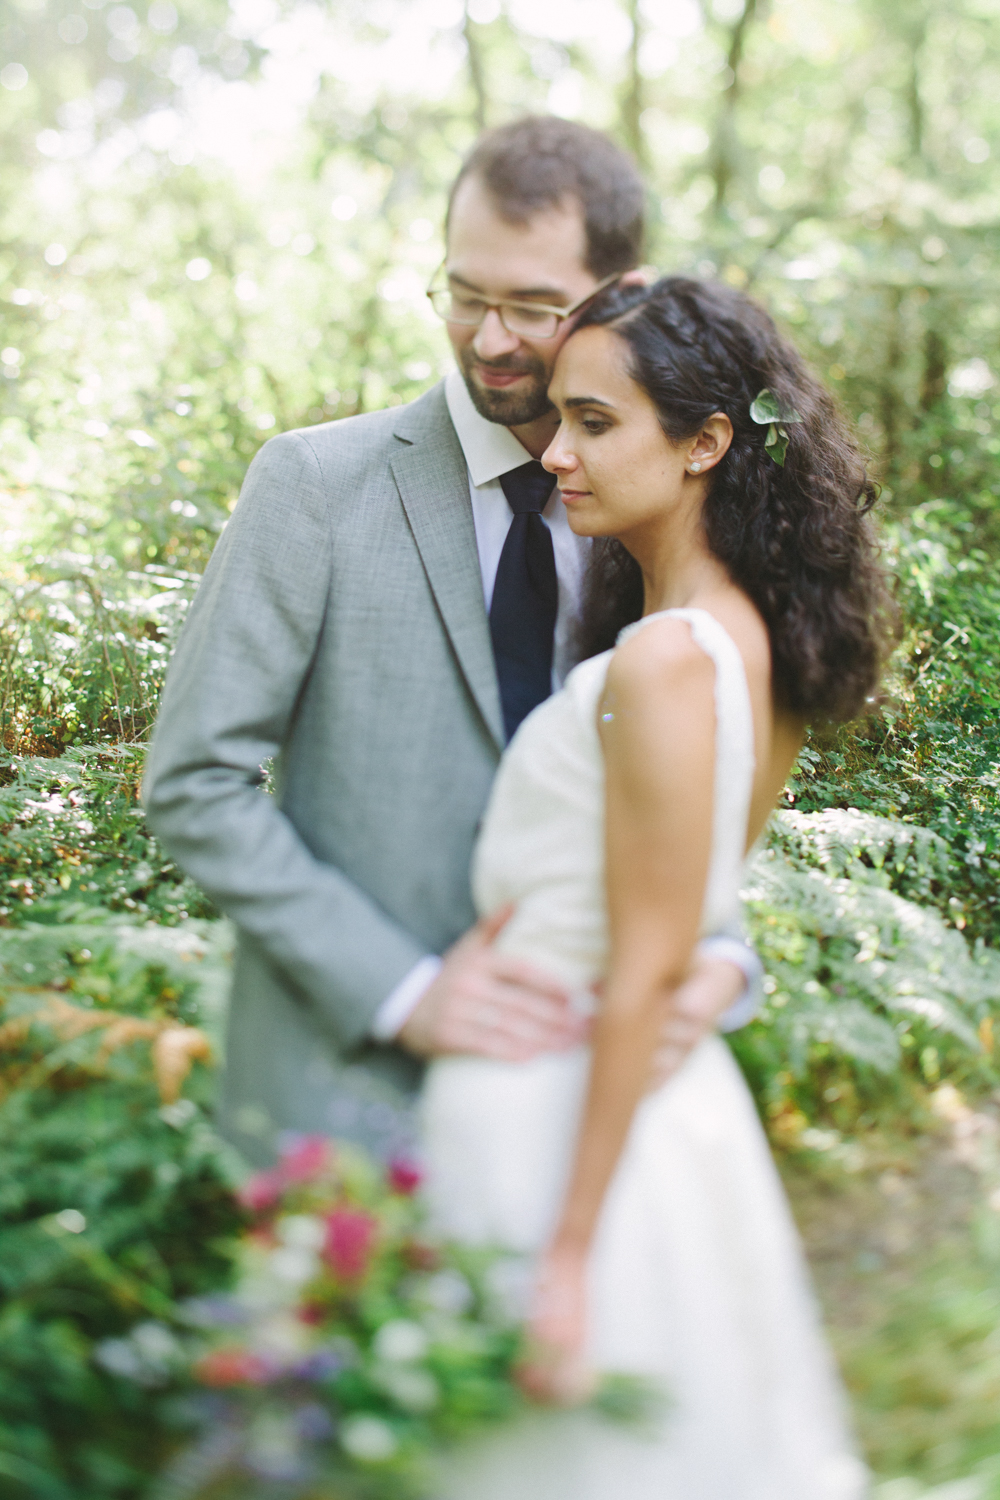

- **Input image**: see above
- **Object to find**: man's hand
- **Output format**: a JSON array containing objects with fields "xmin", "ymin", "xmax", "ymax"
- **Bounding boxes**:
[
  {"xmin": 649, "ymin": 954, "xmax": 744, "ymax": 1088},
  {"xmin": 398, "ymin": 906, "xmax": 586, "ymax": 1062}
]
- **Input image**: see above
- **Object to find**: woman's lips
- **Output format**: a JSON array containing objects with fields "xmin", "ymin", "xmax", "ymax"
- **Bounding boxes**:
[{"xmin": 559, "ymin": 488, "xmax": 590, "ymax": 504}]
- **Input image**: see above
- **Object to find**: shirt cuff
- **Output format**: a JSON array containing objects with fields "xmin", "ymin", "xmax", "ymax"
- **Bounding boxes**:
[
  {"xmin": 696, "ymin": 934, "xmax": 765, "ymax": 1033},
  {"xmin": 370, "ymin": 955, "xmax": 444, "ymax": 1042}
]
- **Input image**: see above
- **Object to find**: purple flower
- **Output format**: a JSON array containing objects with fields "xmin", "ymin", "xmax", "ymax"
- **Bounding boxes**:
[
  {"xmin": 291, "ymin": 1348, "xmax": 346, "ymax": 1382},
  {"xmin": 296, "ymin": 1402, "xmax": 335, "ymax": 1441}
]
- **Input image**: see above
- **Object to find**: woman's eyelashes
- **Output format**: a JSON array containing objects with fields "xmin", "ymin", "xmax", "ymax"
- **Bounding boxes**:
[{"xmin": 578, "ymin": 414, "xmax": 611, "ymax": 435}]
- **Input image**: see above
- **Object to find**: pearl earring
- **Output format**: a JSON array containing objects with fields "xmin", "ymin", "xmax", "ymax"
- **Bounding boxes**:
[{"xmin": 689, "ymin": 461, "xmax": 702, "ymax": 473}]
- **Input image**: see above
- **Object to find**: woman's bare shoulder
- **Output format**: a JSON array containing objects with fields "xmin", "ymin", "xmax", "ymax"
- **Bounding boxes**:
[
  {"xmin": 605, "ymin": 615, "xmax": 716, "ymax": 701},
  {"xmin": 606, "ymin": 593, "xmax": 769, "ymax": 698}
]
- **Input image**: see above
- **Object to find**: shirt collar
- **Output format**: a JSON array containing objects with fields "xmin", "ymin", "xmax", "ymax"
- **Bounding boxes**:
[{"xmin": 445, "ymin": 367, "xmax": 536, "ymax": 488}]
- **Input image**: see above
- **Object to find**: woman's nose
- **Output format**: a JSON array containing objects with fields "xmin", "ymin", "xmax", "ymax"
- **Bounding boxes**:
[{"xmin": 541, "ymin": 429, "xmax": 574, "ymax": 474}]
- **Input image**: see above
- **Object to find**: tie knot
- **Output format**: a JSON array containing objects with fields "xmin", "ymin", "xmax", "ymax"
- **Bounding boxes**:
[{"xmin": 499, "ymin": 460, "xmax": 554, "ymax": 515}]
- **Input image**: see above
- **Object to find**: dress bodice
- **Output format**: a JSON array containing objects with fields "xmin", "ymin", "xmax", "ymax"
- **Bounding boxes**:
[
  {"xmin": 428, "ymin": 610, "xmax": 865, "ymax": 1500},
  {"xmin": 471, "ymin": 608, "xmax": 756, "ymax": 992}
]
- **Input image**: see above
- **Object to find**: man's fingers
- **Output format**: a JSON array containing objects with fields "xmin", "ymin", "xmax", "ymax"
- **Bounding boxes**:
[
  {"xmin": 471, "ymin": 902, "xmax": 516, "ymax": 947},
  {"xmin": 474, "ymin": 982, "xmax": 585, "ymax": 1037},
  {"xmin": 487, "ymin": 952, "xmax": 574, "ymax": 1004}
]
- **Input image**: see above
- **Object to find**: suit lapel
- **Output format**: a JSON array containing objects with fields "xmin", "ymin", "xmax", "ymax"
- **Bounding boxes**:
[{"xmin": 391, "ymin": 389, "xmax": 505, "ymax": 752}]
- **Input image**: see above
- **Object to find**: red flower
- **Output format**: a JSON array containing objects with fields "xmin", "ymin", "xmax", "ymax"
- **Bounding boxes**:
[
  {"xmin": 195, "ymin": 1348, "xmax": 272, "ymax": 1387},
  {"xmin": 238, "ymin": 1169, "xmax": 284, "ymax": 1213},
  {"xmin": 387, "ymin": 1156, "xmax": 423, "ymax": 1195},
  {"xmin": 280, "ymin": 1135, "xmax": 332, "ymax": 1183},
  {"xmin": 323, "ymin": 1207, "xmax": 378, "ymax": 1280}
]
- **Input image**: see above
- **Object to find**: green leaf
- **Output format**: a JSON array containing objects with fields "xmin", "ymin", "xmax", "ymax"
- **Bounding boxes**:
[
  {"xmin": 750, "ymin": 389, "xmax": 802, "ymax": 426},
  {"xmin": 765, "ymin": 424, "xmax": 790, "ymax": 466},
  {"xmin": 750, "ymin": 389, "xmax": 783, "ymax": 423}
]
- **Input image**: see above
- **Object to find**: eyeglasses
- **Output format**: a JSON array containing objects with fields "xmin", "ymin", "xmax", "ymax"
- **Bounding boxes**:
[{"xmin": 426, "ymin": 267, "xmax": 624, "ymax": 340}]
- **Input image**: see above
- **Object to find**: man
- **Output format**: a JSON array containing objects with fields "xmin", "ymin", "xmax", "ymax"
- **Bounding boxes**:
[{"xmin": 144, "ymin": 116, "xmax": 760, "ymax": 1166}]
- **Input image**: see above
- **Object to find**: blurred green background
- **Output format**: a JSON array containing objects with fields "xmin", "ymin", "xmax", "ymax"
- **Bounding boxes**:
[{"xmin": 3, "ymin": 1, "xmax": 1000, "ymax": 1496}]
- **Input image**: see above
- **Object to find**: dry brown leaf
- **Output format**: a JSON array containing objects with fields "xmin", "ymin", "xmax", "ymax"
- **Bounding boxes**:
[
  {"xmin": 0, "ymin": 991, "xmax": 212, "ymax": 1103},
  {"xmin": 153, "ymin": 1025, "xmax": 213, "ymax": 1103}
]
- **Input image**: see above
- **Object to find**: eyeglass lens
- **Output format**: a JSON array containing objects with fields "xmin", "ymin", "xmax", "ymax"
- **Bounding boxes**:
[{"xmin": 429, "ymin": 290, "xmax": 560, "ymax": 339}]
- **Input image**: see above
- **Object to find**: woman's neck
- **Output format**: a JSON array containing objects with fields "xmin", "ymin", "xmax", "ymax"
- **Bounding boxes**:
[{"xmin": 625, "ymin": 512, "xmax": 731, "ymax": 615}]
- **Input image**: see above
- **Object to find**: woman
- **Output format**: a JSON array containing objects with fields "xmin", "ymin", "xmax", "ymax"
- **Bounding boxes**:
[{"xmin": 422, "ymin": 277, "xmax": 891, "ymax": 1498}]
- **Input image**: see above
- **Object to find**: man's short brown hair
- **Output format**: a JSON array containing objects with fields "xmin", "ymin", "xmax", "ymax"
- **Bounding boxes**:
[{"xmin": 447, "ymin": 115, "xmax": 645, "ymax": 279}]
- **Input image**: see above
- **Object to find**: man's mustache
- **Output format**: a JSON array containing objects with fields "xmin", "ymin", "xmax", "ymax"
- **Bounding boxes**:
[{"xmin": 465, "ymin": 352, "xmax": 544, "ymax": 377}]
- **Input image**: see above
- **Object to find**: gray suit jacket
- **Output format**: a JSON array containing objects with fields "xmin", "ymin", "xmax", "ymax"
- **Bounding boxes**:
[{"xmin": 144, "ymin": 382, "xmax": 504, "ymax": 1166}]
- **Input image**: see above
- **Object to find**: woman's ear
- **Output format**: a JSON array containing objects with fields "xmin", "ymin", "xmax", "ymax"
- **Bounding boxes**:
[{"xmin": 688, "ymin": 413, "xmax": 733, "ymax": 473}]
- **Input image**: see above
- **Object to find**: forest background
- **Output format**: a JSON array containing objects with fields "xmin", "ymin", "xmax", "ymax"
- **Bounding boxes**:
[{"xmin": 2, "ymin": 0, "xmax": 1000, "ymax": 1496}]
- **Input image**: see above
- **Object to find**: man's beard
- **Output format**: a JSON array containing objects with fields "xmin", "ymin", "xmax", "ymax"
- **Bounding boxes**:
[{"xmin": 458, "ymin": 345, "xmax": 553, "ymax": 427}]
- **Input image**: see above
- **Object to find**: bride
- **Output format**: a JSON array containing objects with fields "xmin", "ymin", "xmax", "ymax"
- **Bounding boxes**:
[{"xmin": 422, "ymin": 276, "xmax": 890, "ymax": 1499}]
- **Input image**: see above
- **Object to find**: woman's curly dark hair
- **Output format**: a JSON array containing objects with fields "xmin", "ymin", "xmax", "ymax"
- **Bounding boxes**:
[{"xmin": 573, "ymin": 276, "xmax": 894, "ymax": 723}]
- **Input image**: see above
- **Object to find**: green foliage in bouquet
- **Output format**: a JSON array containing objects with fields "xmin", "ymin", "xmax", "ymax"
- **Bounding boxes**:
[
  {"xmin": 135, "ymin": 1134, "xmax": 525, "ymax": 1500},
  {"xmin": 135, "ymin": 1135, "xmax": 659, "ymax": 1500},
  {"xmin": 734, "ymin": 808, "xmax": 1000, "ymax": 1131},
  {"xmin": 0, "ymin": 918, "xmax": 242, "ymax": 1500}
]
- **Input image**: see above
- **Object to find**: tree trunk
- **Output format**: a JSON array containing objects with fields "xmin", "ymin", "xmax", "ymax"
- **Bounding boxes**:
[
  {"xmin": 920, "ymin": 325, "xmax": 946, "ymax": 413},
  {"xmin": 464, "ymin": 4, "xmax": 489, "ymax": 134},
  {"xmin": 880, "ymin": 285, "xmax": 904, "ymax": 483},
  {"xmin": 710, "ymin": 0, "xmax": 760, "ymax": 220},
  {"xmin": 620, "ymin": 0, "xmax": 647, "ymax": 167}
]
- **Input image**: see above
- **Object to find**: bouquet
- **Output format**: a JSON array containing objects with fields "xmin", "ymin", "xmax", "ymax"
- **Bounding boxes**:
[{"xmin": 97, "ymin": 1134, "xmax": 661, "ymax": 1499}]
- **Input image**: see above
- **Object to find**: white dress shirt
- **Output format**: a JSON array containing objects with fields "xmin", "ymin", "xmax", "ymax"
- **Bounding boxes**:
[
  {"xmin": 370, "ymin": 370, "xmax": 761, "ymax": 1040},
  {"xmin": 371, "ymin": 370, "xmax": 591, "ymax": 1040}
]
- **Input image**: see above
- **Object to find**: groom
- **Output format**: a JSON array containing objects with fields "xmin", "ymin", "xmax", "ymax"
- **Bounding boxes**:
[{"xmin": 144, "ymin": 116, "xmax": 760, "ymax": 1166}]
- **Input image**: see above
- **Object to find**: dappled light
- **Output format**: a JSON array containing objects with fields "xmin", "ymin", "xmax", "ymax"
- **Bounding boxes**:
[{"xmin": 2, "ymin": 1, "xmax": 1000, "ymax": 1496}]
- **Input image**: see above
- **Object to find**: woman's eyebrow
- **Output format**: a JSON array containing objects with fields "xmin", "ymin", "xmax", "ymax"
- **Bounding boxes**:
[{"xmin": 563, "ymin": 395, "xmax": 616, "ymax": 410}]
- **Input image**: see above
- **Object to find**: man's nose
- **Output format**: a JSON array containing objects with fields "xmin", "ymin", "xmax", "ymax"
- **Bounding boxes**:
[{"xmin": 472, "ymin": 308, "xmax": 521, "ymax": 360}]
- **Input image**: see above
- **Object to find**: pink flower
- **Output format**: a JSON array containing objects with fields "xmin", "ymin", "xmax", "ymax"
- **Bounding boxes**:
[
  {"xmin": 238, "ymin": 1169, "xmax": 284, "ymax": 1213},
  {"xmin": 387, "ymin": 1156, "xmax": 423, "ymax": 1196},
  {"xmin": 323, "ymin": 1207, "xmax": 378, "ymax": 1281},
  {"xmin": 280, "ymin": 1135, "xmax": 332, "ymax": 1183},
  {"xmin": 195, "ymin": 1348, "xmax": 273, "ymax": 1387}
]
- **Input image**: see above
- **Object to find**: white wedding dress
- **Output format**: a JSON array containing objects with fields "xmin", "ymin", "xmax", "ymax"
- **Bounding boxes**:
[{"xmin": 422, "ymin": 609, "xmax": 868, "ymax": 1500}]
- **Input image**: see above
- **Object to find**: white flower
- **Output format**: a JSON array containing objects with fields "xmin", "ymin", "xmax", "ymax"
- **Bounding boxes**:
[
  {"xmin": 372, "ymin": 1319, "xmax": 429, "ymax": 1364},
  {"xmin": 254, "ymin": 1312, "xmax": 309, "ymax": 1360},
  {"xmin": 340, "ymin": 1414, "xmax": 398, "ymax": 1463},
  {"xmin": 275, "ymin": 1214, "xmax": 325, "ymax": 1251},
  {"xmin": 131, "ymin": 1322, "xmax": 182, "ymax": 1364},
  {"xmin": 419, "ymin": 1269, "xmax": 473, "ymax": 1315},
  {"xmin": 377, "ymin": 1365, "xmax": 439, "ymax": 1414},
  {"xmin": 94, "ymin": 1338, "xmax": 144, "ymax": 1380},
  {"xmin": 269, "ymin": 1246, "xmax": 320, "ymax": 1285}
]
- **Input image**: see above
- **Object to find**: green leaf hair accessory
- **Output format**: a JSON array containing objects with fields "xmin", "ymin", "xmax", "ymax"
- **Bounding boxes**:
[{"xmin": 749, "ymin": 388, "xmax": 802, "ymax": 467}]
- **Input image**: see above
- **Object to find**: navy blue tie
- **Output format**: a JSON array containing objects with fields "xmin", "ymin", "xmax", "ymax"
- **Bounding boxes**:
[{"xmin": 490, "ymin": 460, "xmax": 558, "ymax": 742}]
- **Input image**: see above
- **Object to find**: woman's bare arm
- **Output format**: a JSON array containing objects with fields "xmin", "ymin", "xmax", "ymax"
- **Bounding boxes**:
[
  {"xmin": 552, "ymin": 618, "xmax": 716, "ymax": 1254},
  {"xmin": 522, "ymin": 619, "xmax": 720, "ymax": 1397}
]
